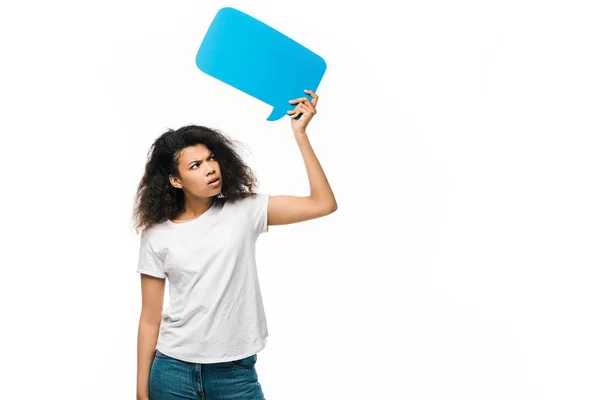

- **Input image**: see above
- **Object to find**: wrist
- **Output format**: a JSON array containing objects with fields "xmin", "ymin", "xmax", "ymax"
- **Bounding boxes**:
[{"xmin": 293, "ymin": 128, "xmax": 307, "ymax": 136}]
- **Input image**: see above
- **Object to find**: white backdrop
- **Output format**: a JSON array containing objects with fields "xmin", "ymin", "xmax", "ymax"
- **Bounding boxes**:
[{"xmin": 1, "ymin": 0, "xmax": 599, "ymax": 399}]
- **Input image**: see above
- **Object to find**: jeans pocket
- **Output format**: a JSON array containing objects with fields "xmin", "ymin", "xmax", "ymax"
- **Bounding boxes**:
[
  {"xmin": 154, "ymin": 349, "xmax": 170, "ymax": 359},
  {"xmin": 228, "ymin": 354, "xmax": 257, "ymax": 370}
]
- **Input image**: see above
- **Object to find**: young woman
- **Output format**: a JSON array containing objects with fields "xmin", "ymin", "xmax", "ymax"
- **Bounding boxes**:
[{"xmin": 133, "ymin": 90, "xmax": 336, "ymax": 400}]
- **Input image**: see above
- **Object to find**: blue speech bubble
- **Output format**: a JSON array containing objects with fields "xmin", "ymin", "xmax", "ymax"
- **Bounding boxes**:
[{"xmin": 195, "ymin": 7, "xmax": 327, "ymax": 121}]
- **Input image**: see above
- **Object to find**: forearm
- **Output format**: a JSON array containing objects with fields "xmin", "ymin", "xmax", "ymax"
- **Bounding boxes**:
[
  {"xmin": 294, "ymin": 130, "xmax": 337, "ymax": 210},
  {"xmin": 136, "ymin": 317, "xmax": 161, "ymax": 399}
]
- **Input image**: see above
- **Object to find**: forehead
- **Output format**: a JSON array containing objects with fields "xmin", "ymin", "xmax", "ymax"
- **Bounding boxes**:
[{"xmin": 178, "ymin": 144, "xmax": 212, "ymax": 162}]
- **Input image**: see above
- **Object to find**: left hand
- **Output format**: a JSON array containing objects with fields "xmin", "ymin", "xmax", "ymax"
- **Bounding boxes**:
[{"xmin": 288, "ymin": 89, "xmax": 319, "ymax": 134}]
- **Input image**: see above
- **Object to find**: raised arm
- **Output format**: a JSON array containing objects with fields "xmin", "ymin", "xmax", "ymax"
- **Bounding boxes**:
[{"xmin": 267, "ymin": 90, "xmax": 337, "ymax": 226}]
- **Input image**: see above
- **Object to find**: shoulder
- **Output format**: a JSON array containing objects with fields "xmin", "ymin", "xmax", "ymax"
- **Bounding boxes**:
[
  {"xmin": 236, "ymin": 192, "xmax": 269, "ymax": 203},
  {"xmin": 228, "ymin": 193, "xmax": 269, "ymax": 234},
  {"xmin": 231, "ymin": 192, "xmax": 269, "ymax": 210},
  {"xmin": 140, "ymin": 220, "xmax": 171, "ymax": 245}
]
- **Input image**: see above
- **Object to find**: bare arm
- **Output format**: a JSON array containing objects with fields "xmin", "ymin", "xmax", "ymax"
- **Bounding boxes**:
[
  {"xmin": 268, "ymin": 90, "xmax": 337, "ymax": 226},
  {"xmin": 136, "ymin": 274, "xmax": 165, "ymax": 400}
]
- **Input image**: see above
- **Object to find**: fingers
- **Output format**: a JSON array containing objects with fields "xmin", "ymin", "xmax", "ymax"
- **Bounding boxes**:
[
  {"xmin": 287, "ymin": 105, "xmax": 303, "ymax": 119},
  {"xmin": 304, "ymin": 89, "xmax": 319, "ymax": 106},
  {"xmin": 287, "ymin": 90, "xmax": 319, "ymax": 120},
  {"xmin": 288, "ymin": 97, "xmax": 312, "ymax": 107},
  {"xmin": 289, "ymin": 90, "xmax": 319, "ymax": 109},
  {"xmin": 287, "ymin": 104, "xmax": 313, "ymax": 119},
  {"xmin": 288, "ymin": 98, "xmax": 316, "ymax": 114}
]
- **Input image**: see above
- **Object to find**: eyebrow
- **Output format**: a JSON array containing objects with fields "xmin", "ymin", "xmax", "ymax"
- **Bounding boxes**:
[{"xmin": 187, "ymin": 152, "xmax": 214, "ymax": 167}]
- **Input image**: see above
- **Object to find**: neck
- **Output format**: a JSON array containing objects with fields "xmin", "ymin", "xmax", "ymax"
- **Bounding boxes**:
[{"xmin": 180, "ymin": 196, "xmax": 214, "ymax": 218}]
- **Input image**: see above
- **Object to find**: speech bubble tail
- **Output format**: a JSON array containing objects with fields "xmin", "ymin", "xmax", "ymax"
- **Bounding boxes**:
[{"xmin": 266, "ymin": 108, "xmax": 286, "ymax": 121}]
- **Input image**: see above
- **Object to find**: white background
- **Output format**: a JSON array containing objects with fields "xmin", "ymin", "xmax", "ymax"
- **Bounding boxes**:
[{"xmin": 1, "ymin": 0, "xmax": 599, "ymax": 399}]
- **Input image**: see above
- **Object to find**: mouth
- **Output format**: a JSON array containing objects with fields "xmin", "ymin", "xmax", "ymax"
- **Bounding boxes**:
[{"xmin": 208, "ymin": 177, "xmax": 221, "ymax": 186}]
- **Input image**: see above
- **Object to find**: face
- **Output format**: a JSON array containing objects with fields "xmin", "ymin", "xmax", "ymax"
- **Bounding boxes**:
[{"xmin": 169, "ymin": 144, "xmax": 222, "ymax": 198}]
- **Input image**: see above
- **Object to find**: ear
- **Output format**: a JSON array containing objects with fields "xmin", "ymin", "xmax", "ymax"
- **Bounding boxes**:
[{"xmin": 169, "ymin": 175, "xmax": 182, "ymax": 189}]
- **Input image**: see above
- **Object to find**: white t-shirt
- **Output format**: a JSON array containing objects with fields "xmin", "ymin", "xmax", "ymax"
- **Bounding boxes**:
[{"xmin": 136, "ymin": 193, "xmax": 270, "ymax": 363}]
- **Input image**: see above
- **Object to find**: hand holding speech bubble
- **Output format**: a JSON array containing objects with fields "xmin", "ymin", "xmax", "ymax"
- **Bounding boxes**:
[{"xmin": 195, "ymin": 7, "xmax": 327, "ymax": 121}]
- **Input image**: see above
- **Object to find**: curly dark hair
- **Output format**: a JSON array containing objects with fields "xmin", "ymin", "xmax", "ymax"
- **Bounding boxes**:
[{"xmin": 132, "ymin": 125, "xmax": 259, "ymax": 234}]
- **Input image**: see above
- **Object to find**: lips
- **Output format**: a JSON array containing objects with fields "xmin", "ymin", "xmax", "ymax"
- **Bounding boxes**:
[{"xmin": 208, "ymin": 177, "xmax": 220, "ymax": 185}]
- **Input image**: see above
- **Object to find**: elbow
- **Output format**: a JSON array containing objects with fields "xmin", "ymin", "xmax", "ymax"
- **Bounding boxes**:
[
  {"xmin": 325, "ymin": 201, "xmax": 338, "ymax": 215},
  {"xmin": 312, "ymin": 196, "xmax": 338, "ymax": 216}
]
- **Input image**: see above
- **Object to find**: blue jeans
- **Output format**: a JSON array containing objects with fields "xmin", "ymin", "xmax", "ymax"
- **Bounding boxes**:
[{"xmin": 149, "ymin": 349, "xmax": 266, "ymax": 400}]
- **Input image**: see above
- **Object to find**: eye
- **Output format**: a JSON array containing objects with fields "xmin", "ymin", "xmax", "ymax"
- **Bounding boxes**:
[{"xmin": 209, "ymin": 155, "xmax": 216, "ymax": 160}]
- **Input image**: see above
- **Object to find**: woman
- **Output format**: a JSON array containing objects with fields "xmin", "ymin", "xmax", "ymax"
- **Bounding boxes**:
[{"xmin": 133, "ymin": 90, "xmax": 336, "ymax": 400}]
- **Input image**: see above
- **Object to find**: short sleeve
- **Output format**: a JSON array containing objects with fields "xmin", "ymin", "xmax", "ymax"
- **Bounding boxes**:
[
  {"xmin": 239, "ymin": 193, "xmax": 270, "ymax": 236},
  {"xmin": 136, "ymin": 233, "xmax": 167, "ymax": 278}
]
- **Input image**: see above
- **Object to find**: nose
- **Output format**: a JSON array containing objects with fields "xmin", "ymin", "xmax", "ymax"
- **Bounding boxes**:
[{"xmin": 204, "ymin": 164, "xmax": 216, "ymax": 176}]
